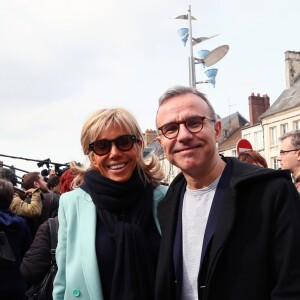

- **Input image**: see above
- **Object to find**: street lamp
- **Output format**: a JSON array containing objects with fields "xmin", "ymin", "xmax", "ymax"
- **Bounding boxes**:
[{"xmin": 175, "ymin": 5, "xmax": 229, "ymax": 87}]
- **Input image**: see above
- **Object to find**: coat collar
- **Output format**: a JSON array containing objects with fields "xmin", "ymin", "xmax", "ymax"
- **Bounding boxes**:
[{"xmin": 76, "ymin": 190, "xmax": 104, "ymax": 299}]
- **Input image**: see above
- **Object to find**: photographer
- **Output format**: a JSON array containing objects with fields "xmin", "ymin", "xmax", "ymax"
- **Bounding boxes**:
[
  {"xmin": 22, "ymin": 172, "xmax": 59, "ymax": 237},
  {"xmin": 0, "ymin": 168, "xmax": 42, "ymax": 218}
]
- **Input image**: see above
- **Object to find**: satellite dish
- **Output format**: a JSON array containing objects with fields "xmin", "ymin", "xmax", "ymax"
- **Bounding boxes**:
[
  {"xmin": 192, "ymin": 34, "xmax": 219, "ymax": 46},
  {"xmin": 177, "ymin": 28, "xmax": 189, "ymax": 46},
  {"xmin": 203, "ymin": 45, "xmax": 229, "ymax": 67}
]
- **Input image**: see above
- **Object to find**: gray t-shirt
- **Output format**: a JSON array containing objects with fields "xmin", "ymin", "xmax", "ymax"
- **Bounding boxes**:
[{"xmin": 181, "ymin": 176, "xmax": 220, "ymax": 300}]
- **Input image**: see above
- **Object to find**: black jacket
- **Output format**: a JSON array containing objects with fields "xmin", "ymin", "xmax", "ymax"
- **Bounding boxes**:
[
  {"xmin": 26, "ymin": 192, "xmax": 59, "ymax": 238},
  {"xmin": 0, "ymin": 210, "xmax": 31, "ymax": 299},
  {"xmin": 21, "ymin": 216, "xmax": 58, "ymax": 285},
  {"xmin": 155, "ymin": 157, "xmax": 300, "ymax": 300}
]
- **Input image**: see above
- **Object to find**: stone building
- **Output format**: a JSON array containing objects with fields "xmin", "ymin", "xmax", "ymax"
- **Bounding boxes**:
[{"xmin": 219, "ymin": 50, "xmax": 300, "ymax": 169}]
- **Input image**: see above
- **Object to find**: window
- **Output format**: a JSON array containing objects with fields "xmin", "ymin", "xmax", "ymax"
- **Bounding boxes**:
[
  {"xmin": 254, "ymin": 131, "xmax": 263, "ymax": 150},
  {"xmin": 270, "ymin": 127, "xmax": 277, "ymax": 146},
  {"xmin": 294, "ymin": 120, "xmax": 300, "ymax": 130},
  {"xmin": 271, "ymin": 157, "xmax": 280, "ymax": 170},
  {"xmin": 243, "ymin": 133, "xmax": 251, "ymax": 140},
  {"xmin": 223, "ymin": 129, "xmax": 229, "ymax": 138},
  {"xmin": 280, "ymin": 123, "xmax": 288, "ymax": 134},
  {"xmin": 231, "ymin": 149, "xmax": 237, "ymax": 157}
]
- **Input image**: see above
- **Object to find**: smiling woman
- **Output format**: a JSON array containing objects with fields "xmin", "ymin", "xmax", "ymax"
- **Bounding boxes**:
[{"xmin": 52, "ymin": 108, "xmax": 167, "ymax": 300}]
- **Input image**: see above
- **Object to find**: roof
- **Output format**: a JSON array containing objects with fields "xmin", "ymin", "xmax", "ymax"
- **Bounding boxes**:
[
  {"xmin": 221, "ymin": 112, "xmax": 248, "ymax": 129},
  {"xmin": 143, "ymin": 140, "xmax": 164, "ymax": 158},
  {"xmin": 260, "ymin": 76, "xmax": 300, "ymax": 118},
  {"xmin": 218, "ymin": 127, "xmax": 242, "ymax": 152},
  {"xmin": 218, "ymin": 111, "xmax": 248, "ymax": 145}
]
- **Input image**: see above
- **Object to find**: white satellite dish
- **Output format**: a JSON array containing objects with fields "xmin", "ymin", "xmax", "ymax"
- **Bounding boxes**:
[{"xmin": 203, "ymin": 45, "xmax": 229, "ymax": 67}]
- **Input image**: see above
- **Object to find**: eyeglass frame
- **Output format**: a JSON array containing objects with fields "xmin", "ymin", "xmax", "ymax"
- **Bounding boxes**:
[
  {"xmin": 88, "ymin": 135, "xmax": 139, "ymax": 156},
  {"xmin": 157, "ymin": 115, "xmax": 216, "ymax": 139},
  {"xmin": 279, "ymin": 149, "xmax": 300, "ymax": 156}
]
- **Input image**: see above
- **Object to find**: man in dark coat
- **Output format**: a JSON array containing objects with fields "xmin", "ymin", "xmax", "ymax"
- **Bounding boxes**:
[
  {"xmin": 155, "ymin": 85, "xmax": 300, "ymax": 300},
  {"xmin": 0, "ymin": 179, "xmax": 32, "ymax": 300}
]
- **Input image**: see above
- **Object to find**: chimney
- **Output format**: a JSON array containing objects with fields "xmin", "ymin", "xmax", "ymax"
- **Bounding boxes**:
[
  {"xmin": 144, "ymin": 129, "xmax": 157, "ymax": 146},
  {"xmin": 248, "ymin": 93, "xmax": 270, "ymax": 126},
  {"xmin": 285, "ymin": 51, "xmax": 300, "ymax": 88}
]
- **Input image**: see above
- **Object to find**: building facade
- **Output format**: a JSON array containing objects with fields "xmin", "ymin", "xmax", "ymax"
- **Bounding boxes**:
[{"xmin": 218, "ymin": 50, "xmax": 300, "ymax": 169}]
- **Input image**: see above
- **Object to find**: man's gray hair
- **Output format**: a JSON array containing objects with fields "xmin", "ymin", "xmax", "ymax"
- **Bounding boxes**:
[
  {"xmin": 158, "ymin": 85, "xmax": 217, "ymax": 120},
  {"xmin": 279, "ymin": 129, "xmax": 300, "ymax": 148}
]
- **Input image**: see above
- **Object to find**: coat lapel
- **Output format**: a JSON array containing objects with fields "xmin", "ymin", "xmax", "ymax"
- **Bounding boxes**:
[
  {"xmin": 158, "ymin": 182, "xmax": 183, "ymax": 235},
  {"xmin": 208, "ymin": 188, "xmax": 237, "ymax": 263},
  {"xmin": 77, "ymin": 193, "xmax": 103, "ymax": 300},
  {"xmin": 156, "ymin": 174, "xmax": 186, "ymax": 299},
  {"xmin": 206, "ymin": 160, "xmax": 240, "ymax": 280}
]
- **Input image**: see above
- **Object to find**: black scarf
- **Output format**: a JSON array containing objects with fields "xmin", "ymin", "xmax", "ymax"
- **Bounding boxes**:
[{"xmin": 84, "ymin": 169, "xmax": 156, "ymax": 300}]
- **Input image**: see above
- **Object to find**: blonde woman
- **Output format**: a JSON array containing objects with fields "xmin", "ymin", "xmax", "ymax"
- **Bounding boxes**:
[{"xmin": 53, "ymin": 108, "xmax": 167, "ymax": 300}]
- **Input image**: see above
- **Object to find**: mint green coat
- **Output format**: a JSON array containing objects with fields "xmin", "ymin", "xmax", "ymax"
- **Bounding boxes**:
[{"xmin": 53, "ymin": 185, "xmax": 167, "ymax": 300}]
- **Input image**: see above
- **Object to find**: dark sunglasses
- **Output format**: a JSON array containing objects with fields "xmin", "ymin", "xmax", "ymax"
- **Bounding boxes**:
[{"xmin": 89, "ymin": 135, "xmax": 138, "ymax": 156}]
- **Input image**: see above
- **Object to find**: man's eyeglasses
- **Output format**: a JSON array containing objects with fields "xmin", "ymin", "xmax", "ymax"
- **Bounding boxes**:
[
  {"xmin": 158, "ymin": 116, "xmax": 215, "ymax": 139},
  {"xmin": 279, "ymin": 149, "xmax": 300, "ymax": 156},
  {"xmin": 89, "ymin": 135, "xmax": 138, "ymax": 156}
]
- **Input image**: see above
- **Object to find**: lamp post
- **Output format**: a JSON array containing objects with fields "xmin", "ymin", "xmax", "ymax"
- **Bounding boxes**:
[
  {"xmin": 175, "ymin": 6, "xmax": 229, "ymax": 88},
  {"xmin": 175, "ymin": 5, "xmax": 196, "ymax": 87},
  {"xmin": 187, "ymin": 5, "xmax": 196, "ymax": 87}
]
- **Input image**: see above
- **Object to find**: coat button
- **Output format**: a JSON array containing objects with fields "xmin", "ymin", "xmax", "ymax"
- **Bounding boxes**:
[{"xmin": 73, "ymin": 289, "xmax": 80, "ymax": 297}]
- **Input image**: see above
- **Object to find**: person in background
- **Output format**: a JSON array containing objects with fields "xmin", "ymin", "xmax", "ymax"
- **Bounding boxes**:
[
  {"xmin": 22, "ymin": 172, "xmax": 60, "ymax": 237},
  {"xmin": 0, "ymin": 168, "xmax": 19, "ymax": 192},
  {"xmin": 155, "ymin": 85, "xmax": 300, "ymax": 300},
  {"xmin": 59, "ymin": 167, "xmax": 77, "ymax": 194},
  {"xmin": 0, "ymin": 179, "xmax": 32, "ymax": 300},
  {"xmin": 277, "ymin": 129, "xmax": 300, "ymax": 192},
  {"xmin": 0, "ymin": 168, "xmax": 42, "ymax": 218},
  {"xmin": 238, "ymin": 150, "xmax": 268, "ymax": 168},
  {"xmin": 21, "ymin": 167, "xmax": 78, "ymax": 296},
  {"xmin": 53, "ymin": 108, "xmax": 167, "ymax": 300},
  {"xmin": 47, "ymin": 175, "xmax": 61, "ymax": 195}
]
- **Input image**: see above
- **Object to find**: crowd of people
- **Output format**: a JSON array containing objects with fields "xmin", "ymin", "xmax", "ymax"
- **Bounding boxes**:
[
  {"xmin": 0, "ymin": 166, "xmax": 76, "ymax": 299},
  {"xmin": 0, "ymin": 85, "xmax": 300, "ymax": 300}
]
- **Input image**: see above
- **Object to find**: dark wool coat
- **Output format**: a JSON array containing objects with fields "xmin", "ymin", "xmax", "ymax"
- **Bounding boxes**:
[
  {"xmin": 0, "ymin": 210, "xmax": 32, "ymax": 299},
  {"xmin": 155, "ymin": 157, "xmax": 300, "ymax": 300},
  {"xmin": 21, "ymin": 216, "xmax": 58, "ymax": 285}
]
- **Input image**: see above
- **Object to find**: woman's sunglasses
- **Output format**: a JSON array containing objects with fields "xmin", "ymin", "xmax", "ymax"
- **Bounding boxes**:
[{"xmin": 89, "ymin": 135, "xmax": 138, "ymax": 156}]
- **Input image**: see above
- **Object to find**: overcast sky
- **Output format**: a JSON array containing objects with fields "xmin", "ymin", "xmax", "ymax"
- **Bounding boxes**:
[{"xmin": 1, "ymin": 0, "xmax": 300, "ymax": 178}]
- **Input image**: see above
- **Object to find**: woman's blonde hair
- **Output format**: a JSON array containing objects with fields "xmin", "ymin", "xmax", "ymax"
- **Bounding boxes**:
[{"xmin": 72, "ymin": 108, "xmax": 164, "ymax": 186}]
